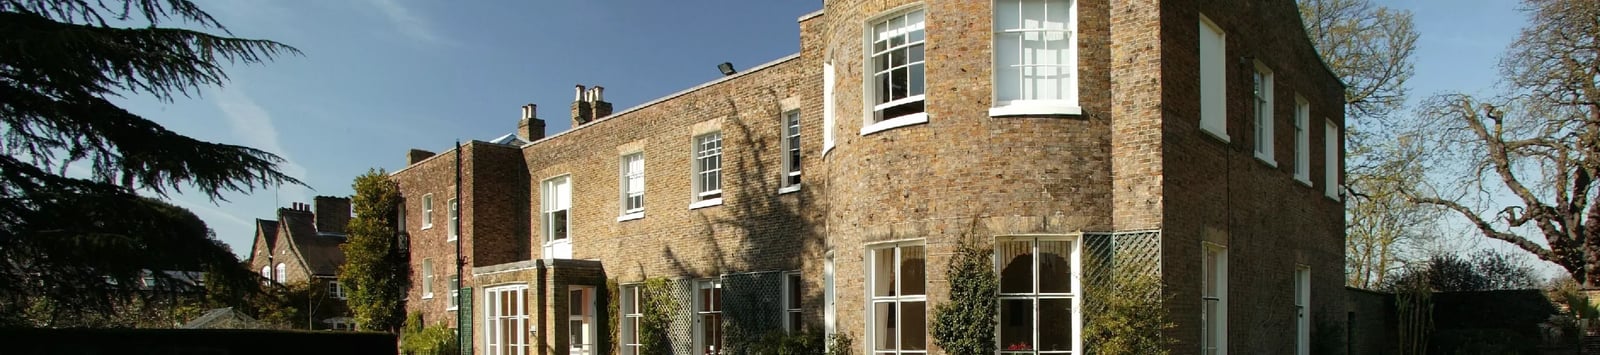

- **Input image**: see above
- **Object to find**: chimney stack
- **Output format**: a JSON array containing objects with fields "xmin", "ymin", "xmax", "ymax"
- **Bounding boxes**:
[
  {"xmin": 407, "ymin": 149, "xmax": 436, "ymax": 165},
  {"xmin": 518, "ymin": 103, "xmax": 546, "ymax": 142},
  {"xmin": 313, "ymin": 196, "xmax": 352, "ymax": 234},
  {"xmin": 571, "ymin": 84, "xmax": 612, "ymax": 127}
]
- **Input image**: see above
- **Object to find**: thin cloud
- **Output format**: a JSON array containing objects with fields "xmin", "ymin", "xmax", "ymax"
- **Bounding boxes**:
[
  {"xmin": 210, "ymin": 85, "xmax": 311, "ymax": 206},
  {"xmin": 363, "ymin": 0, "xmax": 448, "ymax": 45}
]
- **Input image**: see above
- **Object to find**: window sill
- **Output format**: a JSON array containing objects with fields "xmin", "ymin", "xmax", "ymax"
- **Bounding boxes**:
[
  {"xmin": 1254, "ymin": 153, "xmax": 1277, "ymax": 168},
  {"xmin": 1295, "ymin": 176, "xmax": 1312, "ymax": 187},
  {"xmin": 446, "ymin": 306, "xmax": 458, "ymax": 311},
  {"xmin": 689, "ymin": 198, "xmax": 723, "ymax": 210},
  {"xmin": 447, "ymin": 236, "xmax": 457, "ymax": 242},
  {"xmin": 421, "ymin": 225, "xmax": 433, "ymax": 230},
  {"xmin": 778, "ymin": 185, "xmax": 802, "ymax": 195},
  {"xmin": 1201, "ymin": 126, "xmax": 1230, "ymax": 143},
  {"xmin": 617, "ymin": 212, "xmax": 645, "ymax": 222},
  {"xmin": 989, "ymin": 103, "xmax": 1082, "ymax": 117},
  {"xmin": 860, "ymin": 112, "xmax": 928, "ymax": 136},
  {"xmin": 422, "ymin": 294, "xmax": 434, "ymax": 300}
]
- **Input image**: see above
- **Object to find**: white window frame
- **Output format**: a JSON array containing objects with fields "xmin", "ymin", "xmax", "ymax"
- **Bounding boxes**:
[
  {"xmin": 421, "ymin": 193, "xmax": 434, "ymax": 229},
  {"xmin": 1198, "ymin": 14, "xmax": 1229, "ymax": 142},
  {"xmin": 691, "ymin": 132, "xmax": 724, "ymax": 208},
  {"xmin": 542, "ymin": 175, "xmax": 572, "ymax": 243},
  {"xmin": 260, "ymin": 266, "xmax": 270, "ymax": 280},
  {"xmin": 448, "ymin": 275, "xmax": 460, "ymax": 310},
  {"xmin": 823, "ymin": 62, "xmax": 837, "ymax": 154},
  {"xmin": 995, "ymin": 236, "xmax": 1081, "ymax": 354},
  {"xmin": 1294, "ymin": 96, "xmax": 1311, "ymax": 184},
  {"xmin": 421, "ymin": 259, "xmax": 434, "ymax": 299},
  {"xmin": 990, "ymin": 0, "xmax": 1082, "ymax": 117},
  {"xmin": 447, "ymin": 197, "xmax": 459, "ymax": 241},
  {"xmin": 619, "ymin": 152, "xmax": 645, "ymax": 220},
  {"xmin": 485, "ymin": 284, "xmax": 530, "ymax": 355},
  {"xmin": 397, "ymin": 202, "xmax": 407, "ymax": 231},
  {"xmin": 694, "ymin": 279, "xmax": 724, "ymax": 355},
  {"xmin": 824, "ymin": 252, "xmax": 837, "ymax": 343},
  {"xmin": 1202, "ymin": 243, "xmax": 1228, "ymax": 355},
  {"xmin": 1252, "ymin": 62, "xmax": 1275, "ymax": 166},
  {"xmin": 862, "ymin": 7, "xmax": 929, "ymax": 135},
  {"xmin": 621, "ymin": 284, "xmax": 643, "ymax": 355},
  {"xmin": 783, "ymin": 271, "xmax": 804, "ymax": 333},
  {"xmin": 329, "ymin": 280, "xmax": 346, "ymax": 300},
  {"xmin": 867, "ymin": 241, "xmax": 927, "ymax": 355},
  {"xmin": 569, "ymin": 286, "xmax": 596, "ymax": 355},
  {"xmin": 1295, "ymin": 266, "xmax": 1311, "ymax": 355},
  {"xmin": 1325, "ymin": 119, "xmax": 1341, "ymax": 200},
  {"xmin": 781, "ymin": 111, "xmax": 803, "ymax": 193},
  {"xmin": 274, "ymin": 263, "xmax": 286, "ymax": 284}
]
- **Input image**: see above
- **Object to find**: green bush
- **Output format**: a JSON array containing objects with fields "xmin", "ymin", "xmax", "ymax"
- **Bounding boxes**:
[
  {"xmin": 746, "ymin": 330, "xmax": 826, "ymax": 355},
  {"xmin": 1083, "ymin": 268, "xmax": 1174, "ymax": 354},
  {"xmin": 400, "ymin": 312, "xmax": 460, "ymax": 355},
  {"xmin": 638, "ymin": 278, "xmax": 674, "ymax": 355},
  {"xmin": 931, "ymin": 233, "xmax": 998, "ymax": 354},
  {"xmin": 826, "ymin": 333, "xmax": 854, "ymax": 355}
]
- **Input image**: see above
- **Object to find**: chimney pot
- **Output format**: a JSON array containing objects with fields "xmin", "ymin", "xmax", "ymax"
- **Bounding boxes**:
[
  {"xmin": 574, "ymin": 85, "xmax": 586, "ymax": 101},
  {"xmin": 592, "ymin": 86, "xmax": 605, "ymax": 102}
]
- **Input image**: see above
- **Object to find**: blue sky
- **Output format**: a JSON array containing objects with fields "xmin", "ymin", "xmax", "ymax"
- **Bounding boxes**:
[{"xmin": 118, "ymin": 0, "xmax": 1528, "ymax": 261}]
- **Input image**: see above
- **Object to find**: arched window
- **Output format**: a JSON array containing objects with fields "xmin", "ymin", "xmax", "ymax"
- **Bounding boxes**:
[{"xmin": 275, "ymin": 263, "xmax": 286, "ymax": 283}]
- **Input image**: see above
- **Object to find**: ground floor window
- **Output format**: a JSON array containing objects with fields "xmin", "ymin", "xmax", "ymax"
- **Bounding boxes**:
[
  {"xmin": 696, "ymin": 279, "xmax": 723, "ymax": 355},
  {"xmin": 996, "ymin": 237, "xmax": 1079, "ymax": 354},
  {"xmin": 485, "ymin": 284, "xmax": 529, "ymax": 355},
  {"xmin": 869, "ymin": 242, "xmax": 927, "ymax": 354},
  {"xmin": 621, "ymin": 284, "xmax": 643, "ymax": 355},
  {"xmin": 1202, "ymin": 243, "xmax": 1228, "ymax": 355},
  {"xmin": 784, "ymin": 271, "xmax": 803, "ymax": 332}
]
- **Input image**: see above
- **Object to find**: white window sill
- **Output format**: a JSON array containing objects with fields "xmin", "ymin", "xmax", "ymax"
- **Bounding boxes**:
[
  {"xmin": 860, "ymin": 112, "xmax": 928, "ymax": 136},
  {"xmin": 689, "ymin": 198, "xmax": 723, "ymax": 210},
  {"xmin": 822, "ymin": 142, "xmax": 834, "ymax": 157},
  {"xmin": 421, "ymin": 225, "xmax": 433, "ymax": 230},
  {"xmin": 778, "ymin": 185, "xmax": 802, "ymax": 195},
  {"xmin": 446, "ymin": 306, "xmax": 458, "ymax": 311},
  {"xmin": 1201, "ymin": 126, "xmax": 1230, "ymax": 143},
  {"xmin": 989, "ymin": 102, "xmax": 1082, "ymax": 117},
  {"xmin": 1254, "ymin": 153, "xmax": 1277, "ymax": 168},
  {"xmin": 617, "ymin": 212, "xmax": 645, "ymax": 222},
  {"xmin": 422, "ymin": 294, "xmax": 434, "ymax": 300},
  {"xmin": 1295, "ymin": 176, "xmax": 1312, "ymax": 187},
  {"xmin": 447, "ymin": 236, "xmax": 457, "ymax": 242}
]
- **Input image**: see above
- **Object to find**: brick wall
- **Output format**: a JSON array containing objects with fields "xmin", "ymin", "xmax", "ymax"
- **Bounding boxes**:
[{"xmin": 1158, "ymin": 0, "xmax": 1348, "ymax": 353}]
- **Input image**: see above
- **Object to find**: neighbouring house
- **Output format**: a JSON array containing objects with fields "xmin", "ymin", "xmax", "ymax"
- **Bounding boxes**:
[
  {"xmin": 393, "ymin": 0, "xmax": 1346, "ymax": 354},
  {"xmin": 246, "ymin": 196, "xmax": 356, "ymax": 331},
  {"xmin": 182, "ymin": 307, "xmax": 269, "ymax": 330}
]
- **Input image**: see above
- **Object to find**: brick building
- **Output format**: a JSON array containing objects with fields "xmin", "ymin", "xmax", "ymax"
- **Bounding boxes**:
[
  {"xmin": 246, "ymin": 196, "xmax": 356, "ymax": 330},
  {"xmin": 392, "ymin": 0, "xmax": 1345, "ymax": 354}
]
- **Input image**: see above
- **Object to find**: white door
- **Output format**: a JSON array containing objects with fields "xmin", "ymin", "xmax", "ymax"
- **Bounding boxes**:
[{"xmin": 569, "ymin": 286, "xmax": 595, "ymax": 355}]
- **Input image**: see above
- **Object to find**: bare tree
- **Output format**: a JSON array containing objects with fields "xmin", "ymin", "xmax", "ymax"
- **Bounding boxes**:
[{"xmin": 1405, "ymin": 0, "xmax": 1600, "ymax": 284}]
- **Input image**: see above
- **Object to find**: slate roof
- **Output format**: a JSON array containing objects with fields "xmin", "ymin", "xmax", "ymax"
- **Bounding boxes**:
[
  {"xmin": 182, "ymin": 307, "xmax": 266, "ymax": 329},
  {"xmin": 279, "ymin": 209, "xmax": 346, "ymax": 277}
]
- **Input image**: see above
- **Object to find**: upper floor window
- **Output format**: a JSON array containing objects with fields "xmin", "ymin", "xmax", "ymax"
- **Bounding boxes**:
[
  {"xmin": 329, "ymin": 280, "xmax": 346, "ymax": 300},
  {"xmin": 1294, "ymin": 96, "xmax": 1311, "ymax": 183},
  {"xmin": 693, "ymin": 132, "xmax": 724, "ymax": 205},
  {"xmin": 867, "ymin": 8, "xmax": 927, "ymax": 132},
  {"xmin": 274, "ymin": 263, "xmax": 286, "ymax": 284},
  {"xmin": 1199, "ymin": 15, "xmax": 1228, "ymax": 141},
  {"xmin": 542, "ymin": 175, "xmax": 571, "ymax": 243},
  {"xmin": 421, "ymin": 193, "xmax": 434, "ymax": 229},
  {"xmin": 1253, "ymin": 62, "xmax": 1275, "ymax": 165},
  {"xmin": 1325, "ymin": 119, "xmax": 1340, "ymax": 200},
  {"xmin": 992, "ymin": 0, "xmax": 1081, "ymax": 117},
  {"xmin": 396, "ymin": 202, "xmax": 407, "ymax": 231},
  {"xmin": 447, "ymin": 198, "xmax": 459, "ymax": 241},
  {"xmin": 781, "ymin": 111, "xmax": 802, "ymax": 192},
  {"xmin": 620, "ymin": 153, "xmax": 645, "ymax": 218},
  {"xmin": 448, "ymin": 275, "xmax": 460, "ymax": 310},
  {"xmin": 421, "ymin": 258, "xmax": 434, "ymax": 299}
]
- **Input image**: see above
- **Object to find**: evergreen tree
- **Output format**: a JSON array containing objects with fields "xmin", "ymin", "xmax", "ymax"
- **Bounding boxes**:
[
  {"xmin": 931, "ymin": 234, "xmax": 997, "ymax": 354},
  {"xmin": 341, "ymin": 169, "xmax": 407, "ymax": 331},
  {"xmin": 0, "ymin": 0, "xmax": 300, "ymax": 325}
]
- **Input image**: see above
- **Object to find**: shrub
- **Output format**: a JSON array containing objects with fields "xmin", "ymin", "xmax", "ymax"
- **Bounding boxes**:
[
  {"xmin": 1083, "ymin": 262, "xmax": 1174, "ymax": 354},
  {"xmin": 746, "ymin": 330, "xmax": 826, "ymax": 355},
  {"xmin": 826, "ymin": 333, "xmax": 854, "ymax": 355},
  {"xmin": 931, "ymin": 232, "xmax": 998, "ymax": 354},
  {"xmin": 638, "ymin": 277, "xmax": 674, "ymax": 355},
  {"xmin": 400, "ymin": 312, "xmax": 459, "ymax": 355}
]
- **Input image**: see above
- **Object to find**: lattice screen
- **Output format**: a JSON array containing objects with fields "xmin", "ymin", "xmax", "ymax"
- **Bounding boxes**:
[
  {"xmin": 722, "ymin": 271, "xmax": 783, "ymax": 354},
  {"xmin": 1083, "ymin": 230, "xmax": 1163, "ymax": 315}
]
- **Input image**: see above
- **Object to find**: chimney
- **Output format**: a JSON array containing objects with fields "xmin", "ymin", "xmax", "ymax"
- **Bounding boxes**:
[
  {"xmin": 313, "ymin": 196, "xmax": 352, "ymax": 234},
  {"xmin": 591, "ymin": 86, "xmax": 613, "ymax": 120},
  {"xmin": 571, "ymin": 85, "xmax": 593, "ymax": 127},
  {"xmin": 518, "ymin": 103, "xmax": 546, "ymax": 141},
  {"xmin": 407, "ymin": 149, "xmax": 436, "ymax": 165}
]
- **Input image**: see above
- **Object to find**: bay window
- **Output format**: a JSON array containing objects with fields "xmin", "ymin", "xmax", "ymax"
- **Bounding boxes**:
[
  {"xmin": 869, "ymin": 242, "xmax": 927, "ymax": 354},
  {"xmin": 993, "ymin": 0, "xmax": 1080, "ymax": 116},
  {"xmin": 866, "ymin": 8, "xmax": 927, "ymax": 133},
  {"xmin": 996, "ymin": 237, "xmax": 1079, "ymax": 354}
]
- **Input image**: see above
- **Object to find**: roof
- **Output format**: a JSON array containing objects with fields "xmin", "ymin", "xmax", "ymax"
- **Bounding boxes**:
[
  {"xmin": 279, "ymin": 209, "xmax": 346, "ymax": 276},
  {"xmin": 252, "ymin": 219, "xmax": 279, "ymax": 256},
  {"xmin": 182, "ymin": 307, "xmax": 266, "ymax": 329},
  {"xmin": 488, "ymin": 133, "xmax": 528, "ymax": 146}
]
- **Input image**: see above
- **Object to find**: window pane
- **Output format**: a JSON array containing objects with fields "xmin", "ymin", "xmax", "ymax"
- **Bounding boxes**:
[
  {"xmin": 901, "ymin": 301, "xmax": 926, "ymax": 350},
  {"xmin": 906, "ymin": 10, "xmax": 925, "ymax": 43},
  {"xmin": 998, "ymin": 241, "xmax": 1034, "ymax": 294},
  {"xmin": 873, "ymin": 248, "xmax": 896, "ymax": 297},
  {"xmin": 788, "ymin": 311, "xmax": 804, "ymax": 332},
  {"xmin": 996, "ymin": 0, "xmax": 1021, "ymax": 31},
  {"xmin": 552, "ymin": 210, "xmax": 567, "ymax": 240},
  {"xmin": 788, "ymin": 275, "xmax": 803, "ymax": 309},
  {"xmin": 996, "ymin": 33, "xmax": 1021, "ymax": 101},
  {"xmin": 874, "ymin": 302, "xmax": 895, "ymax": 350},
  {"xmin": 876, "ymin": 72, "xmax": 892, "ymax": 104},
  {"xmin": 890, "ymin": 67, "xmax": 908, "ymax": 100},
  {"xmin": 999, "ymin": 299, "xmax": 1033, "ymax": 350},
  {"xmin": 1039, "ymin": 298, "xmax": 1073, "ymax": 351},
  {"xmin": 900, "ymin": 246, "xmax": 926, "ymax": 296},
  {"xmin": 1039, "ymin": 240, "xmax": 1072, "ymax": 293},
  {"xmin": 908, "ymin": 63, "xmax": 925, "ymax": 97},
  {"xmin": 889, "ymin": 48, "xmax": 905, "ymax": 68}
]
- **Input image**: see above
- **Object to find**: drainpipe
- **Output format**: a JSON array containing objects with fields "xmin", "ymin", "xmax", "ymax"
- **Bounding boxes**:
[{"xmin": 454, "ymin": 140, "xmax": 465, "ymax": 349}]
